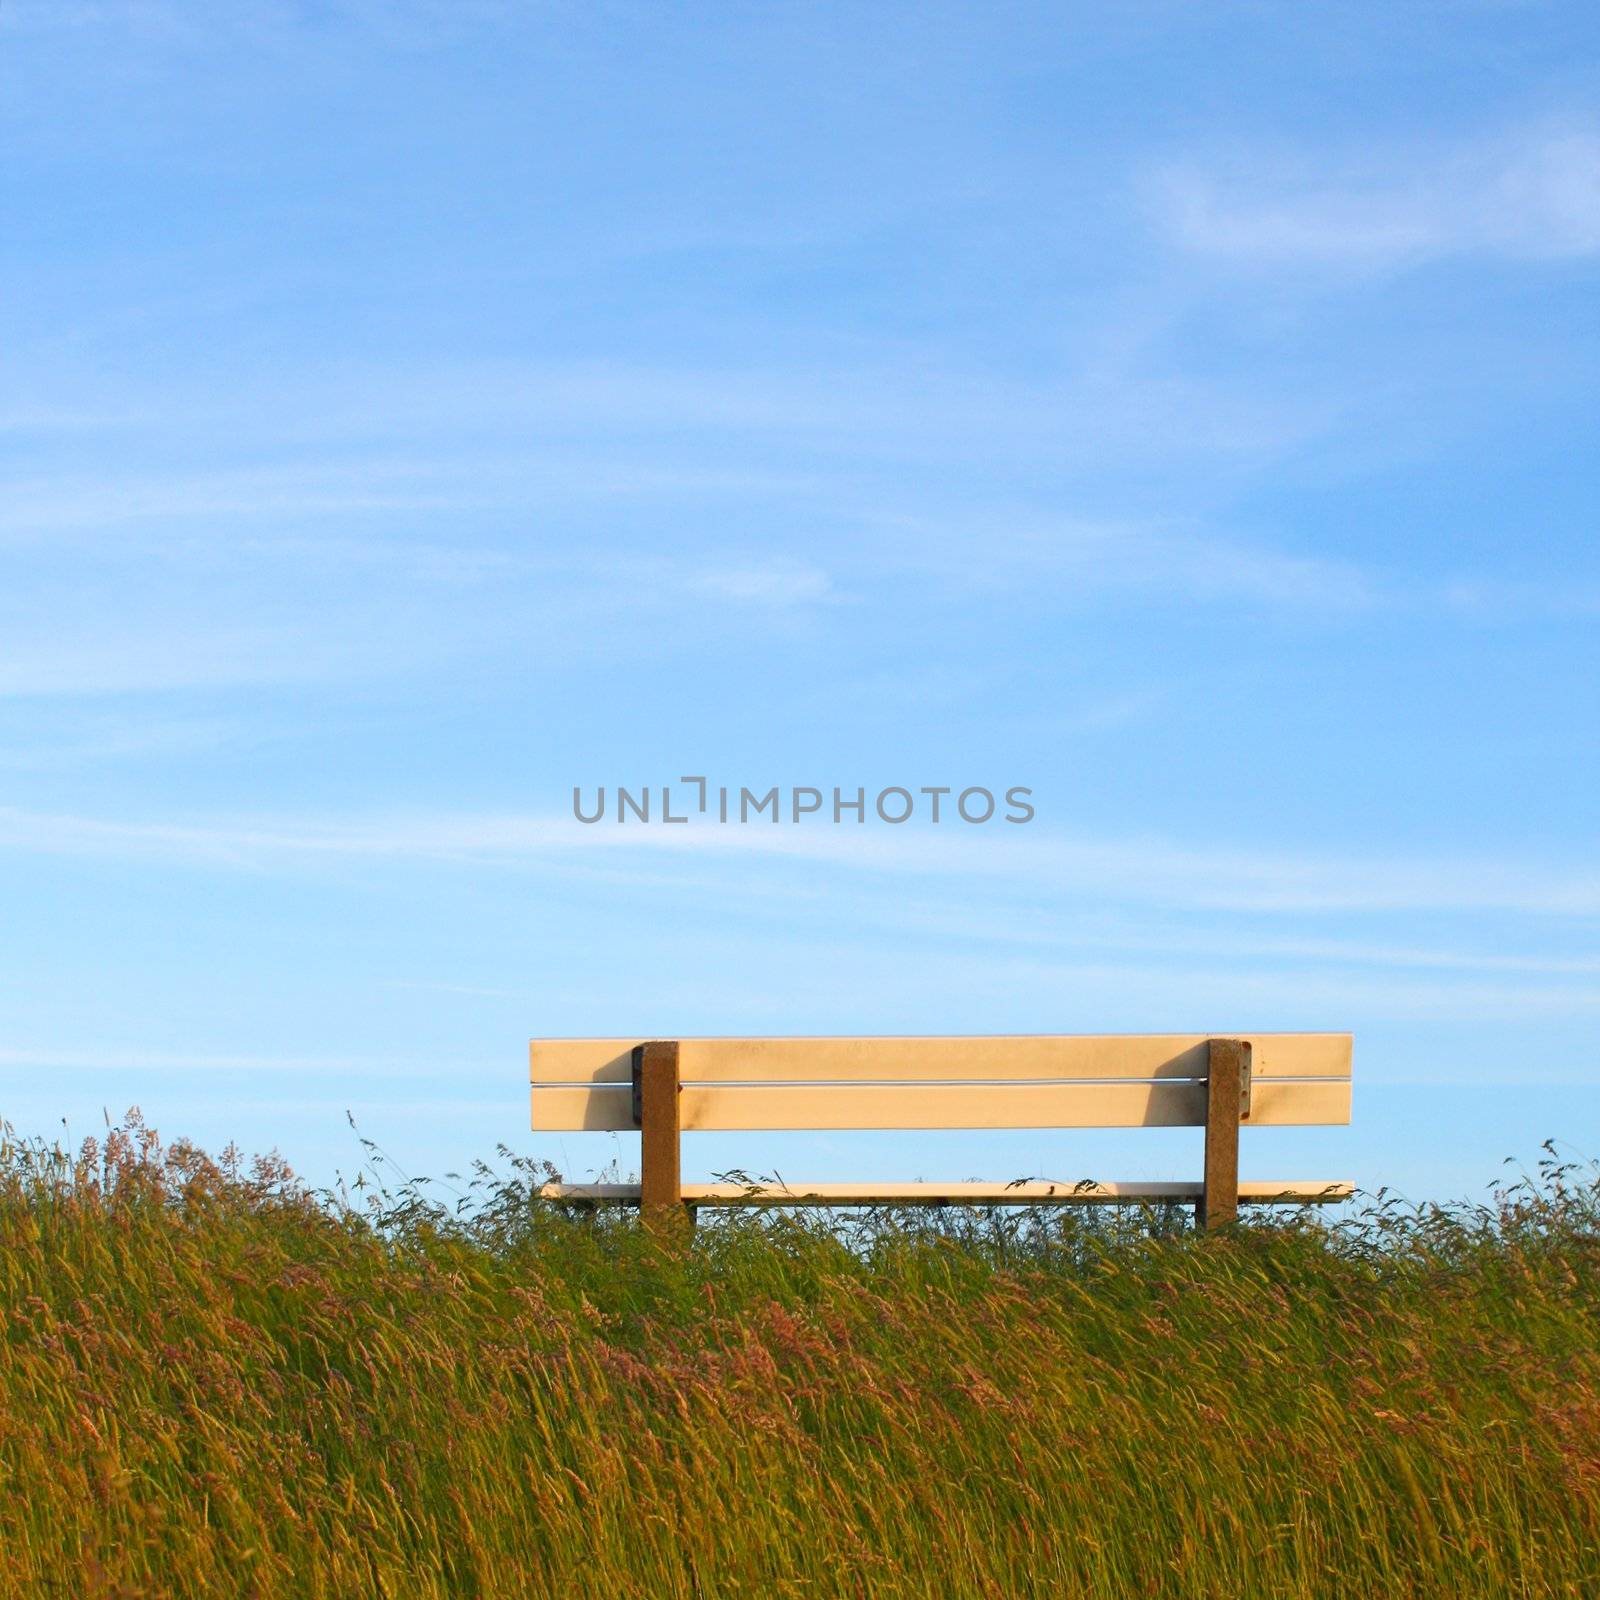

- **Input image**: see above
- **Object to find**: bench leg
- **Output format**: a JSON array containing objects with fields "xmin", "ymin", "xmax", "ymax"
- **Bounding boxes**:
[
  {"xmin": 637, "ymin": 1039, "xmax": 683, "ymax": 1226},
  {"xmin": 1199, "ymin": 1038, "xmax": 1249, "ymax": 1231}
]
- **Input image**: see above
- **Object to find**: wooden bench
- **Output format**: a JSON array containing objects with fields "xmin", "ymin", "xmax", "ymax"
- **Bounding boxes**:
[{"xmin": 529, "ymin": 1033, "xmax": 1353, "ymax": 1229}]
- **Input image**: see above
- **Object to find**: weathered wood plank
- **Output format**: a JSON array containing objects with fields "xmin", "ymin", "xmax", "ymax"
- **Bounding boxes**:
[
  {"xmin": 529, "ymin": 1077, "xmax": 1351, "ymax": 1131},
  {"xmin": 529, "ymin": 1033, "xmax": 1352, "ymax": 1086},
  {"xmin": 536, "ymin": 1179, "xmax": 1355, "ymax": 1206}
]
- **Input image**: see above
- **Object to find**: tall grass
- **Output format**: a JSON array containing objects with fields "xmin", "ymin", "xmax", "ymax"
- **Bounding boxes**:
[{"xmin": 3, "ymin": 1116, "xmax": 1598, "ymax": 1598}]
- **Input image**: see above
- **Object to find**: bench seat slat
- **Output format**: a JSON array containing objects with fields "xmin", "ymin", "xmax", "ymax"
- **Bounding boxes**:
[
  {"xmin": 536, "ymin": 1179, "xmax": 1355, "ymax": 1207},
  {"xmin": 531, "ymin": 1077, "xmax": 1351, "ymax": 1131},
  {"xmin": 530, "ymin": 1033, "xmax": 1352, "ymax": 1086}
]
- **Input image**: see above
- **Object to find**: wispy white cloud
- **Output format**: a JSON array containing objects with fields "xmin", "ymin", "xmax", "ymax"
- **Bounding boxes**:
[
  {"xmin": 2, "ymin": 803, "xmax": 1596, "ymax": 917},
  {"xmin": 957, "ymin": 953, "xmax": 1600, "ymax": 1026},
  {"xmin": 1055, "ymin": 689, "xmax": 1168, "ymax": 734},
  {"xmin": 1439, "ymin": 575, "xmax": 1600, "ymax": 621},
  {"xmin": 0, "ymin": 712, "xmax": 246, "ymax": 770},
  {"xmin": 893, "ymin": 515, "xmax": 1381, "ymax": 610},
  {"xmin": 0, "ymin": 349, "xmax": 1332, "ymax": 495},
  {"xmin": 0, "ymin": 807, "xmax": 569, "ymax": 868},
  {"xmin": 686, "ymin": 561, "xmax": 838, "ymax": 607},
  {"xmin": 0, "ymin": 463, "xmax": 482, "ymax": 539},
  {"xmin": 0, "ymin": 0, "xmax": 514, "ymax": 40},
  {"xmin": 0, "ymin": 447, "xmax": 1370, "ymax": 613},
  {"xmin": 1156, "ymin": 122, "xmax": 1600, "ymax": 269},
  {"xmin": 0, "ymin": 1046, "xmax": 483, "ymax": 1077},
  {"xmin": 750, "ymin": 888, "xmax": 1600, "ymax": 978},
  {"xmin": 0, "ymin": 526, "xmax": 849, "ymax": 699},
  {"xmin": 0, "ymin": 623, "xmax": 386, "ymax": 698},
  {"xmin": 0, "ymin": 453, "xmax": 825, "ymax": 544}
]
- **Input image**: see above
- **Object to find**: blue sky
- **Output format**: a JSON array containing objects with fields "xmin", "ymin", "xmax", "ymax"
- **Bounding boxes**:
[{"xmin": 2, "ymin": 1, "xmax": 1597, "ymax": 1203}]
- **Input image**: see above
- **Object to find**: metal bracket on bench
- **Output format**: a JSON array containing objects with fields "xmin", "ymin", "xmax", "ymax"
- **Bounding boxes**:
[{"xmin": 630, "ymin": 1043, "xmax": 644, "ymax": 1128}]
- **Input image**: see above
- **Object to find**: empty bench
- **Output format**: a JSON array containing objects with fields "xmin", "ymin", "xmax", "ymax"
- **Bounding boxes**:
[{"xmin": 529, "ymin": 1033, "xmax": 1353, "ymax": 1229}]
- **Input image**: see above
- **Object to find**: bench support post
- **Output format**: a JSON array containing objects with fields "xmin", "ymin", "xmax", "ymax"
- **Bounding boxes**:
[
  {"xmin": 634, "ymin": 1040, "xmax": 683, "ymax": 1224},
  {"xmin": 1199, "ymin": 1038, "xmax": 1251, "ymax": 1231}
]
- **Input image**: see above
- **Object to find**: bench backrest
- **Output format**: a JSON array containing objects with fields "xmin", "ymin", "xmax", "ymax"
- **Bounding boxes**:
[{"xmin": 529, "ymin": 1033, "xmax": 1352, "ymax": 1131}]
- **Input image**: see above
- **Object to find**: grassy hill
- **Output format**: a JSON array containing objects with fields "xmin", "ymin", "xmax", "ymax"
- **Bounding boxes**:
[{"xmin": 3, "ymin": 1117, "xmax": 1598, "ymax": 1598}]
